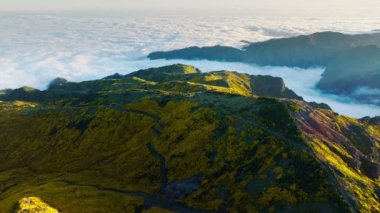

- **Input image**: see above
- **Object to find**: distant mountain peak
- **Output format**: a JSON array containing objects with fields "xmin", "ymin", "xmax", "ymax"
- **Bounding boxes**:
[{"xmin": 48, "ymin": 77, "xmax": 68, "ymax": 90}]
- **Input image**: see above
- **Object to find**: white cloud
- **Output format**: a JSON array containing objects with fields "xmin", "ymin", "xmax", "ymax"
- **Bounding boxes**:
[
  {"xmin": 0, "ymin": 12, "xmax": 379, "ymax": 117},
  {"xmin": 69, "ymin": 55, "xmax": 94, "ymax": 75}
]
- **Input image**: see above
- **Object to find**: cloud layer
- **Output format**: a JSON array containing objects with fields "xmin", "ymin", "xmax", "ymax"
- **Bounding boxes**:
[{"xmin": 0, "ymin": 12, "xmax": 379, "ymax": 117}]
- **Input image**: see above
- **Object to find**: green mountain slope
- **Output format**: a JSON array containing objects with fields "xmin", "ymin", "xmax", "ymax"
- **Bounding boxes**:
[{"xmin": 0, "ymin": 64, "xmax": 379, "ymax": 212}]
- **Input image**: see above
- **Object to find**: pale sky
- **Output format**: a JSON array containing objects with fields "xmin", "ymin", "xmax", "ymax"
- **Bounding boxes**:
[{"xmin": 1, "ymin": 0, "xmax": 380, "ymax": 12}]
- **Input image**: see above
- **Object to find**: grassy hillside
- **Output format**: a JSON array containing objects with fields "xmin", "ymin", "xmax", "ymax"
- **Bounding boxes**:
[{"xmin": 0, "ymin": 64, "xmax": 379, "ymax": 212}]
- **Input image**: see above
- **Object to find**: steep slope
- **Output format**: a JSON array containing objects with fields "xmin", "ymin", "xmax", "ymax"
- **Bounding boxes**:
[
  {"xmin": 288, "ymin": 100, "xmax": 380, "ymax": 211},
  {"xmin": 0, "ymin": 64, "xmax": 379, "ymax": 212}
]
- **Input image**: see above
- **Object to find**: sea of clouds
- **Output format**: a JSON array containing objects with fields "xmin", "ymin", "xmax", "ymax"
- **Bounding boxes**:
[{"xmin": 0, "ymin": 11, "xmax": 379, "ymax": 117}]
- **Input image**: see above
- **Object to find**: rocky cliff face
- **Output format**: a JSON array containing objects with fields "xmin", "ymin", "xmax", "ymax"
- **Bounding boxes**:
[{"xmin": 0, "ymin": 65, "xmax": 378, "ymax": 212}]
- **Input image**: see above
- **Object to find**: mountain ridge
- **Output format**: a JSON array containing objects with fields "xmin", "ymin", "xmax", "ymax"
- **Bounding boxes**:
[
  {"xmin": 0, "ymin": 64, "xmax": 379, "ymax": 212},
  {"xmin": 148, "ymin": 32, "xmax": 380, "ymax": 106}
]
